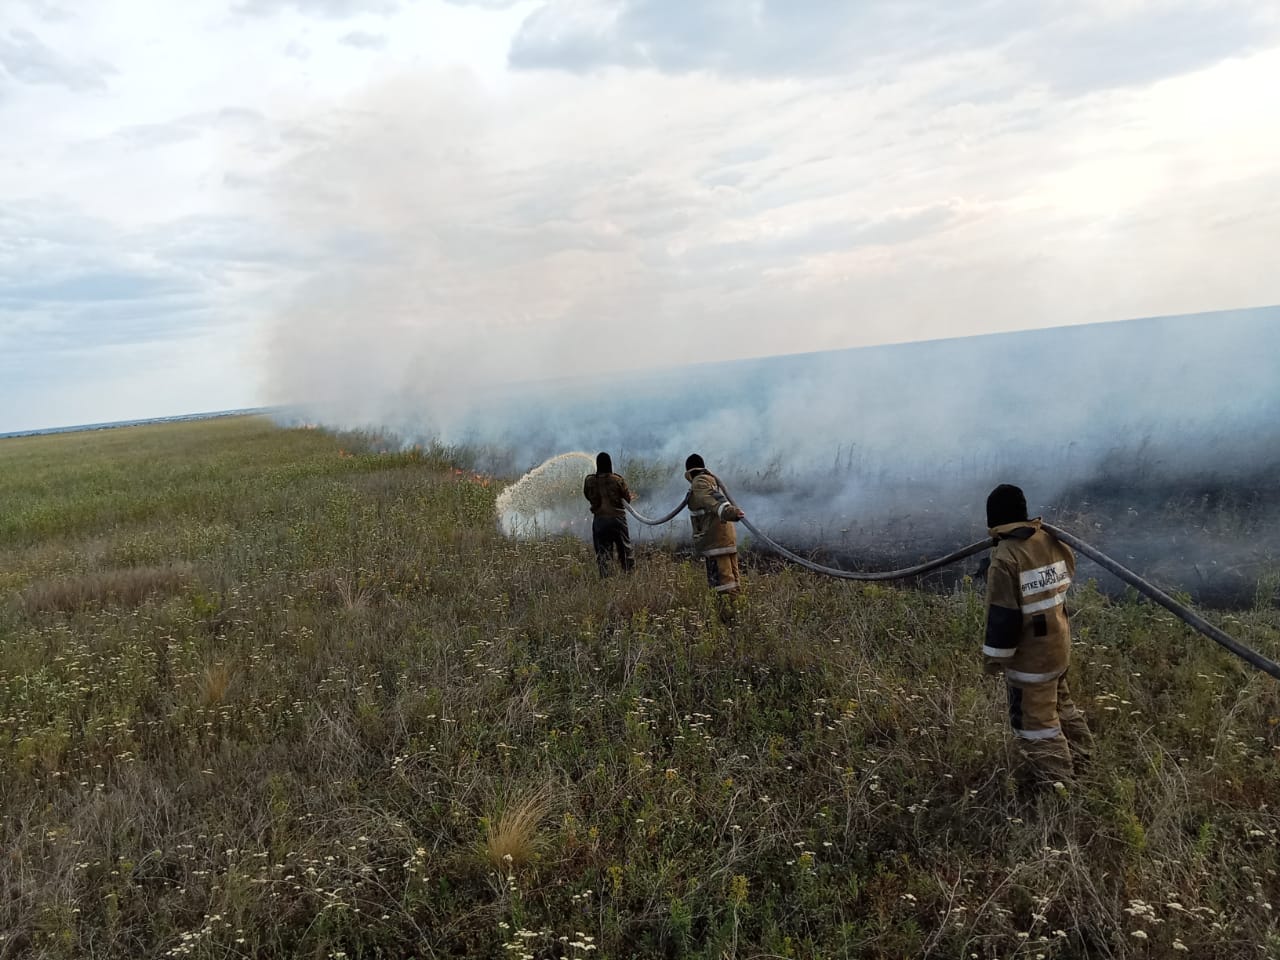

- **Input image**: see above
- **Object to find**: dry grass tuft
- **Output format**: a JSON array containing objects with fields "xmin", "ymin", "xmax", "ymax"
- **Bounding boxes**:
[
  {"xmin": 484, "ymin": 786, "xmax": 554, "ymax": 871},
  {"xmin": 333, "ymin": 576, "xmax": 371, "ymax": 610},
  {"xmin": 313, "ymin": 570, "xmax": 373, "ymax": 610},
  {"xmin": 20, "ymin": 563, "xmax": 194, "ymax": 614},
  {"xmin": 199, "ymin": 661, "xmax": 236, "ymax": 708}
]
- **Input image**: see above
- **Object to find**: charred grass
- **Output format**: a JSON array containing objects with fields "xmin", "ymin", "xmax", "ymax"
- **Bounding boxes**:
[{"xmin": 0, "ymin": 417, "xmax": 1278, "ymax": 959}]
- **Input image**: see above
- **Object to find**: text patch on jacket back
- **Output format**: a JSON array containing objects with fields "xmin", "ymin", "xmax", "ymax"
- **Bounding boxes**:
[{"xmin": 1020, "ymin": 562, "xmax": 1070, "ymax": 595}]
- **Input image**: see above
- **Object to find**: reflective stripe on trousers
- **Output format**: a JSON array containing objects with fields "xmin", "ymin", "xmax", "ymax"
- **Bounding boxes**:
[
  {"xmin": 702, "ymin": 546, "xmax": 738, "ymax": 557},
  {"xmin": 1006, "ymin": 668, "xmax": 1065, "ymax": 684},
  {"xmin": 1014, "ymin": 725, "xmax": 1063, "ymax": 740}
]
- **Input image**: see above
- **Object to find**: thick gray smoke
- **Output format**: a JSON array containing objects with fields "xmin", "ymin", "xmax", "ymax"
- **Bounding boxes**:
[{"xmin": 280, "ymin": 303, "xmax": 1280, "ymax": 604}]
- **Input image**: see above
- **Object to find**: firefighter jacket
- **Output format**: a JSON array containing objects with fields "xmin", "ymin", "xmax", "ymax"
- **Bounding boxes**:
[
  {"xmin": 685, "ymin": 468, "xmax": 744, "ymax": 557},
  {"xmin": 983, "ymin": 519, "xmax": 1075, "ymax": 683},
  {"xmin": 583, "ymin": 472, "xmax": 634, "ymax": 519}
]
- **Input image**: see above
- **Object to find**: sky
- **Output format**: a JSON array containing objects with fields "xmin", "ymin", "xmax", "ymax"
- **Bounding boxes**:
[{"xmin": 2, "ymin": 0, "xmax": 1279, "ymax": 433}]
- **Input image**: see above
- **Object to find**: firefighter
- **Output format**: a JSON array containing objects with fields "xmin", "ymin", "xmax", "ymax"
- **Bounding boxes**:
[
  {"xmin": 684, "ymin": 454, "xmax": 746, "ymax": 600},
  {"xmin": 982, "ymin": 484, "xmax": 1094, "ymax": 786},
  {"xmin": 583, "ymin": 452, "xmax": 635, "ymax": 577}
]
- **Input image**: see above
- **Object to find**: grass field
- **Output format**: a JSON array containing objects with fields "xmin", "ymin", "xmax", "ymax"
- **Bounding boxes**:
[{"xmin": 1, "ymin": 416, "xmax": 1278, "ymax": 959}]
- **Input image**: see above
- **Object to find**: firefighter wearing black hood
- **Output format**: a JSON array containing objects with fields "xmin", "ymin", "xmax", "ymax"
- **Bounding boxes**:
[
  {"xmin": 583, "ymin": 452, "xmax": 635, "ymax": 577},
  {"xmin": 684, "ymin": 454, "xmax": 746, "ymax": 597},
  {"xmin": 983, "ymin": 483, "xmax": 1094, "ymax": 786}
]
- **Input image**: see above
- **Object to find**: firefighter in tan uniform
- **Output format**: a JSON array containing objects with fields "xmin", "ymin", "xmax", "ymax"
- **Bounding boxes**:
[
  {"xmin": 982, "ymin": 484, "xmax": 1094, "ymax": 785},
  {"xmin": 684, "ymin": 454, "xmax": 746, "ymax": 599},
  {"xmin": 583, "ymin": 452, "xmax": 635, "ymax": 577}
]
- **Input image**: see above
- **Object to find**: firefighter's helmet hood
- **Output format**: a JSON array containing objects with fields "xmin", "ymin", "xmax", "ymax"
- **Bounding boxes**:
[{"xmin": 987, "ymin": 484, "xmax": 1028, "ymax": 529}]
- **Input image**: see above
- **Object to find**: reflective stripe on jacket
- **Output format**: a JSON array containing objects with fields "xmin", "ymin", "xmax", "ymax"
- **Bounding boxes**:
[{"xmin": 983, "ymin": 519, "xmax": 1075, "ymax": 682}]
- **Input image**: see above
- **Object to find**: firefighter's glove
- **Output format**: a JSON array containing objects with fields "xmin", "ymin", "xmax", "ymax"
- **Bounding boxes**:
[
  {"xmin": 728, "ymin": 506, "xmax": 746, "ymax": 522},
  {"xmin": 982, "ymin": 658, "xmax": 1004, "ymax": 678}
]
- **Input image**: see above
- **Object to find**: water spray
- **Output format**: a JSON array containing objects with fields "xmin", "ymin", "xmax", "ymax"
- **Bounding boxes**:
[{"xmin": 495, "ymin": 451, "xmax": 596, "ymax": 538}]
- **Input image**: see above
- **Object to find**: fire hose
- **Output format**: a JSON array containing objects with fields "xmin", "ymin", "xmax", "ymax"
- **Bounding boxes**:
[{"xmin": 625, "ymin": 490, "xmax": 1280, "ymax": 682}]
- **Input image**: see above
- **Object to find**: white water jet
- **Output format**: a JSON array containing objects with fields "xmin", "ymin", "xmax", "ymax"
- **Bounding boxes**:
[{"xmin": 496, "ymin": 451, "xmax": 597, "ymax": 538}]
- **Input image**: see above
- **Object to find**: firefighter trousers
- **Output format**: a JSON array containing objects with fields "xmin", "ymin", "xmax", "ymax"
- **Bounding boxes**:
[
  {"xmin": 1005, "ymin": 672, "xmax": 1094, "ymax": 784},
  {"xmin": 702, "ymin": 552, "xmax": 741, "ymax": 623},
  {"xmin": 703, "ymin": 552, "xmax": 740, "ymax": 595},
  {"xmin": 591, "ymin": 516, "xmax": 633, "ymax": 577}
]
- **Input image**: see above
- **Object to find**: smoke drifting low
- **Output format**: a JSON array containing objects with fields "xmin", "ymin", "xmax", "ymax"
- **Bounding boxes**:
[
  {"xmin": 279, "ymin": 291, "xmax": 1280, "ymax": 603},
  {"xmin": 463, "ymin": 308, "xmax": 1280, "ymax": 547}
]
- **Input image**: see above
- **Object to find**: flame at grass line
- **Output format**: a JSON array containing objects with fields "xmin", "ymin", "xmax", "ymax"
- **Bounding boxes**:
[{"xmin": 496, "ymin": 452, "xmax": 598, "ymax": 538}]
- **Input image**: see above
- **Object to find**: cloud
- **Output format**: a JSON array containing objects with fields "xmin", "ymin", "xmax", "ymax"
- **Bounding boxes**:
[
  {"xmin": 106, "ymin": 107, "xmax": 268, "ymax": 149},
  {"xmin": 1009, "ymin": 1, "xmax": 1280, "ymax": 95},
  {"xmin": 18, "ymin": 1, "xmax": 73, "ymax": 23},
  {"xmin": 674, "ymin": 202, "xmax": 967, "ymax": 270},
  {"xmin": 506, "ymin": 0, "xmax": 1278, "ymax": 93},
  {"xmin": 0, "ymin": 27, "xmax": 115, "ymax": 91},
  {"xmin": 340, "ymin": 30, "xmax": 389, "ymax": 50},
  {"xmin": 507, "ymin": 0, "xmax": 1024, "ymax": 75},
  {"xmin": 0, "ymin": 203, "xmax": 297, "ymax": 361},
  {"xmin": 0, "ymin": 275, "xmax": 213, "ymax": 357},
  {"xmin": 1, "ymin": 271, "xmax": 188, "ymax": 305},
  {"xmin": 233, "ymin": 0, "xmax": 403, "ymax": 17},
  {"xmin": 441, "ymin": 0, "xmax": 525, "ymax": 7}
]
